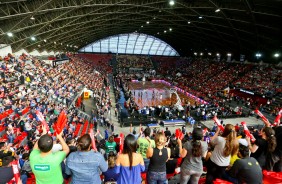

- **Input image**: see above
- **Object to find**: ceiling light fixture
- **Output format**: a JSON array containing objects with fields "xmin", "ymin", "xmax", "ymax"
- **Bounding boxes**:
[
  {"xmin": 255, "ymin": 53, "xmax": 262, "ymax": 58},
  {"xmin": 44, "ymin": 39, "xmax": 47, "ymax": 42},
  {"xmin": 274, "ymin": 53, "xmax": 280, "ymax": 58},
  {"xmin": 188, "ymin": 21, "xmax": 191, "ymax": 24},
  {"xmin": 215, "ymin": 9, "xmax": 221, "ymax": 12},
  {"xmin": 7, "ymin": 32, "xmax": 13, "ymax": 37},
  {"xmin": 164, "ymin": 30, "xmax": 167, "ymax": 33},
  {"xmin": 146, "ymin": 21, "xmax": 150, "ymax": 24},
  {"xmin": 227, "ymin": 53, "xmax": 232, "ymax": 56},
  {"xmin": 31, "ymin": 36, "xmax": 36, "ymax": 41},
  {"xmin": 141, "ymin": 25, "xmax": 143, "ymax": 28},
  {"xmin": 199, "ymin": 16, "xmax": 203, "ymax": 19},
  {"xmin": 30, "ymin": 16, "xmax": 35, "ymax": 20},
  {"xmin": 169, "ymin": 28, "xmax": 172, "ymax": 31},
  {"xmin": 169, "ymin": 0, "xmax": 175, "ymax": 6}
]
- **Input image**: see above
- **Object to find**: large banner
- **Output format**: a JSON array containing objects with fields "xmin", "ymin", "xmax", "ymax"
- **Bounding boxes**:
[
  {"xmin": 240, "ymin": 54, "xmax": 245, "ymax": 62},
  {"xmin": 53, "ymin": 59, "xmax": 69, "ymax": 66}
]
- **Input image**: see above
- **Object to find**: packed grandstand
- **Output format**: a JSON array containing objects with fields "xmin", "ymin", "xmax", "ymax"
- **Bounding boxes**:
[
  {"xmin": 0, "ymin": 52, "xmax": 281, "ymax": 184},
  {"xmin": 0, "ymin": 0, "xmax": 282, "ymax": 184}
]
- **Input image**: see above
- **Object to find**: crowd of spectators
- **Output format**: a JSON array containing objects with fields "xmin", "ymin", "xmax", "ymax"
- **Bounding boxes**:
[
  {"xmin": 153, "ymin": 57, "xmax": 281, "ymax": 109},
  {"xmin": 0, "ymin": 53, "xmax": 281, "ymax": 184},
  {"xmin": 0, "ymin": 52, "xmax": 112, "ymax": 183},
  {"xmin": 234, "ymin": 65, "xmax": 282, "ymax": 96},
  {"xmin": 117, "ymin": 55, "xmax": 154, "ymax": 69}
]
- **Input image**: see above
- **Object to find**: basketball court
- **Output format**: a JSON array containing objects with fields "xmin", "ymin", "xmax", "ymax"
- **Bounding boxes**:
[{"xmin": 128, "ymin": 81, "xmax": 199, "ymax": 108}]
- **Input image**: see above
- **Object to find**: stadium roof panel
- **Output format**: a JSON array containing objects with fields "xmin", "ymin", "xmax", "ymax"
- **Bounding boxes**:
[
  {"xmin": 79, "ymin": 33, "xmax": 179, "ymax": 56},
  {"xmin": 0, "ymin": 0, "xmax": 281, "ymax": 57}
]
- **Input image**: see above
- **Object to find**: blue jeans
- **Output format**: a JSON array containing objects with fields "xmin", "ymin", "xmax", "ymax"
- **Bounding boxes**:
[
  {"xmin": 8, "ymin": 134, "xmax": 14, "ymax": 144},
  {"xmin": 21, "ymin": 174, "xmax": 28, "ymax": 184},
  {"xmin": 147, "ymin": 171, "xmax": 168, "ymax": 184},
  {"xmin": 144, "ymin": 158, "xmax": 150, "ymax": 172}
]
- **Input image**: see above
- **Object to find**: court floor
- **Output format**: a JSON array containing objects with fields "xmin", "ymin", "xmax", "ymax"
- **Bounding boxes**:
[{"xmin": 128, "ymin": 81, "xmax": 198, "ymax": 108}]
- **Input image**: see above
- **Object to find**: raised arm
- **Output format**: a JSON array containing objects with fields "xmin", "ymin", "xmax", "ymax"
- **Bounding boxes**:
[
  {"xmin": 56, "ymin": 131, "xmax": 70, "ymax": 155},
  {"xmin": 177, "ymin": 138, "xmax": 187, "ymax": 158}
]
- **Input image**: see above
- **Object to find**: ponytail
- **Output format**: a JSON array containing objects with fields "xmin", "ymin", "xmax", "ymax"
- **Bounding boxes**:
[
  {"xmin": 264, "ymin": 127, "xmax": 277, "ymax": 153},
  {"xmin": 192, "ymin": 140, "xmax": 202, "ymax": 157},
  {"xmin": 222, "ymin": 124, "xmax": 238, "ymax": 157},
  {"xmin": 191, "ymin": 128, "xmax": 203, "ymax": 157}
]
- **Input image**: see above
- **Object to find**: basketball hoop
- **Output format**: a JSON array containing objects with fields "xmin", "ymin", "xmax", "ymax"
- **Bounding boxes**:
[{"xmin": 168, "ymin": 88, "xmax": 184, "ymax": 111}]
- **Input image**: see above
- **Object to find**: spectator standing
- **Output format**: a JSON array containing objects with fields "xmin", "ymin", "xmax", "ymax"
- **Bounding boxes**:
[
  {"xmin": 115, "ymin": 134, "xmax": 145, "ymax": 184},
  {"xmin": 248, "ymin": 126, "xmax": 277, "ymax": 169},
  {"xmin": 178, "ymin": 128, "xmax": 208, "ymax": 184},
  {"xmin": 146, "ymin": 132, "xmax": 171, "ymax": 184},
  {"xmin": 0, "ymin": 156, "xmax": 15, "ymax": 183},
  {"xmin": 265, "ymin": 125, "xmax": 282, "ymax": 171},
  {"xmin": 105, "ymin": 128, "xmax": 109, "ymax": 140},
  {"xmin": 20, "ymin": 153, "xmax": 32, "ymax": 184},
  {"xmin": 110, "ymin": 122, "xmax": 114, "ymax": 133},
  {"xmin": 105, "ymin": 136, "xmax": 117, "ymax": 157},
  {"xmin": 30, "ymin": 128, "xmax": 69, "ymax": 184},
  {"xmin": 205, "ymin": 124, "xmax": 238, "ymax": 184},
  {"xmin": 65, "ymin": 134, "xmax": 108, "ymax": 184},
  {"xmin": 164, "ymin": 127, "xmax": 171, "ymax": 138},
  {"xmin": 137, "ymin": 127, "xmax": 155, "ymax": 171},
  {"xmin": 103, "ymin": 152, "xmax": 120, "ymax": 182}
]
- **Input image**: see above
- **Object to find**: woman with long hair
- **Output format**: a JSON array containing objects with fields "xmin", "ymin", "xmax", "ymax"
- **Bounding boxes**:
[
  {"xmin": 205, "ymin": 124, "xmax": 238, "ymax": 184},
  {"xmin": 248, "ymin": 126, "xmax": 277, "ymax": 169},
  {"xmin": 115, "ymin": 134, "xmax": 145, "ymax": 184},
  {"xmin": 103, "ymin": 151, "xmax": 120, "ymax": 182},
  {"xmin": 177, "ymin": 128, "xmax": 208, "ymax": 184},
  {"xmin": 65, "ymin": 134, "xmax": 108, "ymax": 184},
  {"xmin": 146, "ymin": 132, "xmax": 171, "ymax": 184}
]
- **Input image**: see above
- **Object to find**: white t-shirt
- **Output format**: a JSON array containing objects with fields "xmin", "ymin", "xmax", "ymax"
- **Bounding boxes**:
[
  {"xmin": 24, "ymin": 122, "xmax": 32, "ymax": 131},
  {"xmin": 210, "ymin": 136, "xmax": 231, "ymax": 167},
  {"xmin": 52, "ymin": 144, "xmax": 62, "ymax": 153}
]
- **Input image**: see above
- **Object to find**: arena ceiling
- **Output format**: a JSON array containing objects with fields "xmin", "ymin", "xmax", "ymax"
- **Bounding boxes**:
[{"xmin": 0, "ymin": 0, "xmax": 281, "ymax": 58}]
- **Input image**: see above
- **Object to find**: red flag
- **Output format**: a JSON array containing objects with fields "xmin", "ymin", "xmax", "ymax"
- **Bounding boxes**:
[
  {"xmin": 11, "ymin": 160, "xmax": 20, "ymax": 184},
  {"xmin": 53, "ymin": 111, "xmax": 68, "ymax": 135},
  {"xmin": 89, "ymin": 129, "xmax": 97, "ymax": 151},
  {"xmin": 202, "ymin": 128, "xmax": 208, "ymax": 136},
  {"xmin": 213, "ymin": 116, "xmax": 224, "ymax": 131},
  {"xmin": 119, "ymin": 133, "xmax": 124, "ymax": 154},
  {"xmin": 254, "ymin": 109, "xmax": 270, "ymax": 126},
  {"xmin": 273, "ymin": 109, "xmax": 282, "ymax": 126},
  {"xmin": 36, "ymin": 110, "xmax": 49, "ymax": 132},
  {"xmin": 175, "ymin": 129, "xmax": 184, "ymax": 140},
  {"xmin": 241, "ymin": 121, "xmax": 256, "ymax": 143}
]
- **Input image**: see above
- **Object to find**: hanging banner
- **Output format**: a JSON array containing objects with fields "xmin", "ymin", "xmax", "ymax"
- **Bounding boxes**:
[
  {"xmin": 240, "ymin": 54, "xmax": 245, "ymax": 62},
  {"xmin": 227, "ymin": 55, "xmax": 231, "ymax": 62},
  {"xmin": 84, "ymin": 91, "xmax": 89, "ymax": 99}
]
